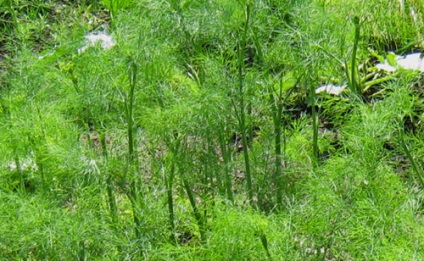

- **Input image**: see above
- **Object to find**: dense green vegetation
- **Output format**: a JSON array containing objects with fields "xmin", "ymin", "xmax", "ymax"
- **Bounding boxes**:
[{"xmin": 1, "ymin": 0, "xmax": 424, "ymax": 259}]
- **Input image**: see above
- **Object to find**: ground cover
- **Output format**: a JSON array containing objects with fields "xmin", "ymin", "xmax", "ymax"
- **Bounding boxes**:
[{"xmin": 1, "ymin": 0, "xmax": 424, "ymax": 260}]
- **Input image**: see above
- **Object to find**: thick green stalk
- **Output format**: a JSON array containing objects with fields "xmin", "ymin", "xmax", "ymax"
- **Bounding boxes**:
[
  {"xmin": 271, "ymin": 79, "xmax": 287, "ymax": 206},
  {"xmin": 312, "ymin": 101, "xmax": 319, "ymax": 166},
  {"xmin": 105, "ymin": 163, "xmax": 122, "ymax": 261},
  {"xmin": 165, "ymin": 137, "xmax": 180, "ymax": 243},
  {"xmin": 127, "ymin": 60, "xmax": 137, "ymax": 164},
  {"xmin": 182, "ymin": 175, "xmax": 205, "ymax": 242},
  {"xmin": 128, "ymin": 189, "xmax": 142, "ymax": 240},
  {"xmin": 125, "ymin": 57, "xmax": 143, "ymax": 240},
  {"xmin": 176, "ymin": 142, "xmax": 206, "ymax": 242},
  {"xmin": 106, "ymin": 174, "xmax": 118, "ymax": 224},
  {"xmin": 235, "ymin": 1, "xmax": 254, "ymax": 205},
  {"xmin": 258, "ymin": 232, "xmax": 272, "ymax": 260},
  {"xmin": 100, "ymin": 130, "xmax": 118, "ymax": 227},
  {"xmin": 183, "ymin": 177, "xmax": 206, "ymax": 241},
  {"xmin": 350, "ymin": 16, "xmax": 361, "ymax": 94},
  {"xmin": 274, "ymin": 82, "xmax": 283, "ymax": 205},
  {"xmin": 308, "ymin": 74, "xmax": 319, "ymax": 166},
  {"xmin": 217, "ymin": 123, "xmax": 234, "ymax": 202},
  {"xmin": 202, "ymin": 126, "xmax": 213, "ymax": 191},
  {"xmin": 269, "ymin": 77, "xmax": 294, "ymax": 206},
  {"xmin": 166, "ymin": 162, "xmax": 176, "ymax": 242}
]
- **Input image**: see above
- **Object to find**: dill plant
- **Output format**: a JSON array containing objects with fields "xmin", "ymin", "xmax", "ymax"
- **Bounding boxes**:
[
  {"xmin": 233, "ymin": 0, "xmax": 254, "ymax": 205},
  {"xmin": 267, "ymin": 73, "xmax": 296, "ymax": 206},
  {"xmin": 2, "ymin": 0, "xmax": 424, "ymax": 259}
]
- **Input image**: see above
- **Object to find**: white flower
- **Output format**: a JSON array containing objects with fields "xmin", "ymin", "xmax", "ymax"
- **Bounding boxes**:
[
  {"xmin": 78, "ymin": 32, "xmax": 116, "ymax": 53},
  {"xmin": 315, "ymin": 84, "xmax": 346, "ymax": 95}
]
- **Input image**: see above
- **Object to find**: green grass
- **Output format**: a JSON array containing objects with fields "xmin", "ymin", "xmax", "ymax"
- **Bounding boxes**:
[{"xmin": 1, "ymin": 0, "xmax": 424, "ymax": 259}]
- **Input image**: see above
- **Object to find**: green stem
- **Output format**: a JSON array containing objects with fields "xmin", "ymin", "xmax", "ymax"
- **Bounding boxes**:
[
  {"xmin": 269, "ymin": 84, "xmax": 282, "ymax": 205},
  {"xmin": 399, "ymin": 128, "xmax": 424, "ymax": 188},
  {"xmin": 166, "ymin": 162, "xmax": 176, "ymax": 242},
  {"xmin": 350, "ymin": 16, "xmax": 360, "ymax": 94},
  {"xmin": 271, "ymin": 78, "xmax": 294, "ymax": 206},
  {"xmin": 361, "ymin": 74, "xmax": 396, "ymax": 92},
  {"xmin": 165, "ymin": 137, "xmax": 180, "ymax": 243},
  {"xmin": 176, "ymin": 142, "xmax": 206, "ymax": 242},
  {"xmin": 258, "ymin": 232, "xmax": 272, "ymax": 260},
  {"xmin": 101, "ymin": 131, "xmax": 118, "ymax": 227},
  {"xmin": 106, "ymin": 174, "xmax": 118, "ymax": 224},
  {"xmin": 217, "ymin": 123, "xmax": 234, "ymax": 202},
  {"xmin": 127, "ymin": 60, "xmax": 137, "ymax": 164},
  {"xmin": 235, "ymin": 1, "xmax": 254, "ymax": 205},
  {"xmin": 309, "ymin": 82, "xmax": 319, "ymax": 166},
  {"xmin": 125, "ymin": 57, "xmax": 143, "ymax": 241},
  {"xmin": 206, "ymin": 126, "xmax": 217, "ymax": 194},
  {"xmin": 182, "ymin": 176, "xmax": 205, "ymax": 242}
]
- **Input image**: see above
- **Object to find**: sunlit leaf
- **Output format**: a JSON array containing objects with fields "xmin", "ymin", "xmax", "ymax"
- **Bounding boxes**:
[
  {"xmin": 387, "ymin": 52, "xmax": 397, "ymax": 67},
  {"xmin": 281, "ymin": 71, "xmax": 297, "ymax": 91}
]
